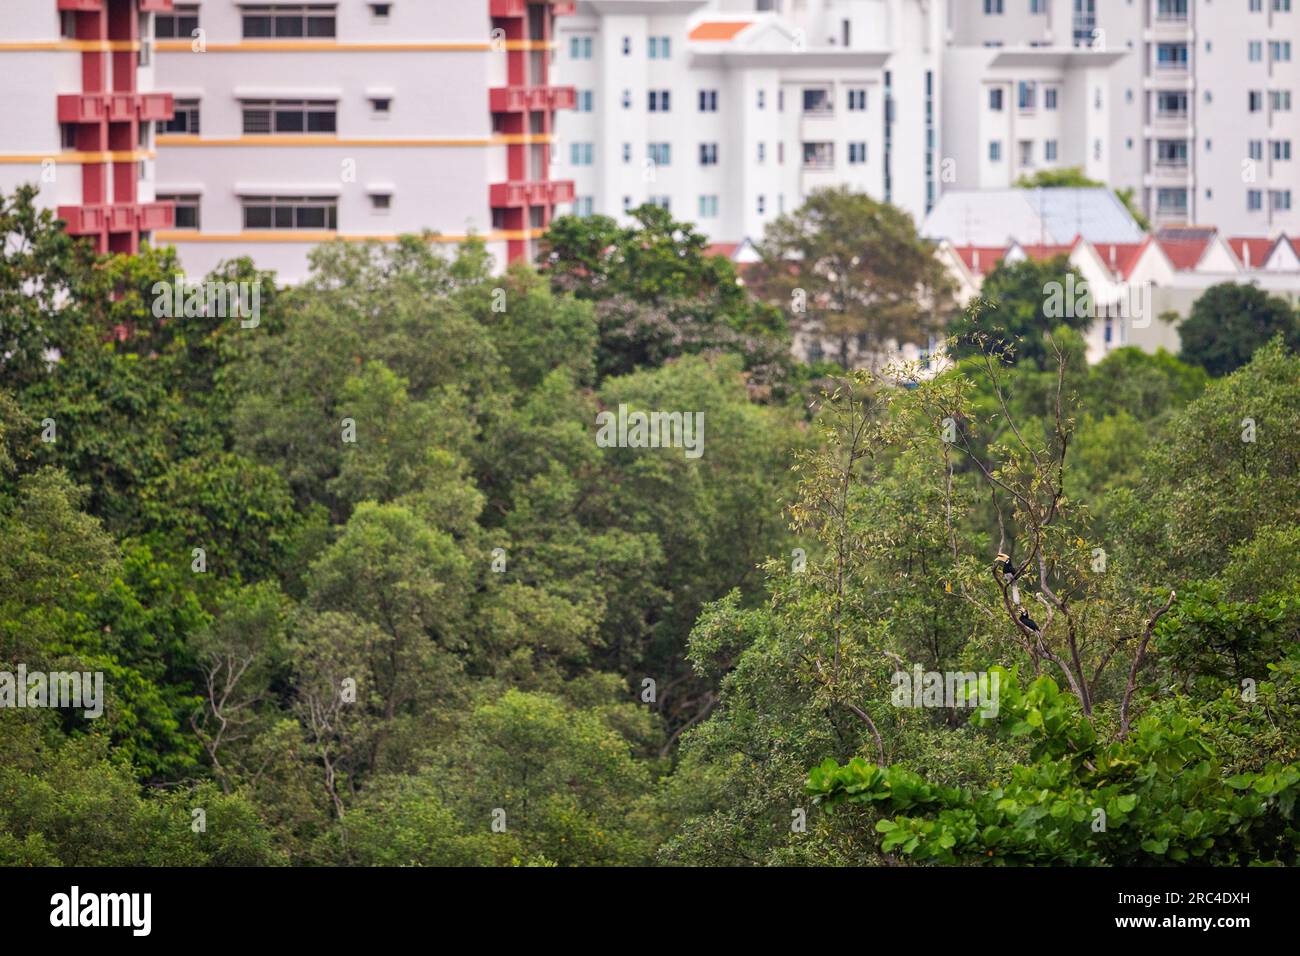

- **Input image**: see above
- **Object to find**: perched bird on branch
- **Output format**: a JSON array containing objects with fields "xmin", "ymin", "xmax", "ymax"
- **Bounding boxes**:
[
  {"xmin": 1018, "ymin": 608, "xmax": 1041, "ymax": 635},
  {"xmin": 995, "ymin": 552, "xmax": 1017, "ymax": 583}
]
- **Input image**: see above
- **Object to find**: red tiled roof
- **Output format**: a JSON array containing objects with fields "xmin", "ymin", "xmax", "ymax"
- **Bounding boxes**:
[
  {"xmin": 1227, "ymin": 237, "xmax": 1275, "ymax": 270},
  {"xmin": 1018, "ymin": 243, "xmax": 1074, "ymax": 262},
  {"xmin": 951, "ymin": 245, "xmax": 1009, "ymax": 275},
  {"xmin": 689, "ymin": 21, "xmax": 752, "ymax": 41},
  {"xmin": 1156, "ymin": 237, "xmax": 1209, "ymax": 271},
  {"xmin": 705, "ymin": 242, "xmax": 739, "ymax": 259},
  {"xmin": 1096, "ymin": 239, "xmax": 1148, "ymax": 280}
]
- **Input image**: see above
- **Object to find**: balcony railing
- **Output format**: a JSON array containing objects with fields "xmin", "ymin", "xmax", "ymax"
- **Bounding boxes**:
[
  {"xmin": 489, "ymin": 85, "xmax": 575, "ymax": 113},
  {"xmin": 490, "ymin": 180, "xmax": 575, "ymax": 208}
]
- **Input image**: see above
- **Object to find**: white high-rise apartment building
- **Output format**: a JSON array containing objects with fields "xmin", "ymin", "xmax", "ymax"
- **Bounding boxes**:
[{"xmin": 554, "ymin": 0, "xmax": 1299, "ymax": 243}]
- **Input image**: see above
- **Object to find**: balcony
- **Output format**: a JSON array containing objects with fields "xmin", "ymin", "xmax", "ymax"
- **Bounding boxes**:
[
  {"xmin": 57, "ymin": 92, "xmax": 174, "ymax": 124},
  {"xmin": 490, "ymin": 180, "xmax": 575, "ymax": 208},
  {"xmin": 56, "ymin": 202, "xmax": 174, "ymax": 236},
  {"xmin": 138, "ymin": 93, "xmax": 174, "ymax": 122},
  {"xmin": 489, "ymin": 85, "xmax": 576, "ymax": 113},
  {"xmin": 57, "ymin": 205, "xmax": 107, "ymax": 235},
  {"xmin": 57, "ymin": 94, "xmax": 107, "ymax": 124}
]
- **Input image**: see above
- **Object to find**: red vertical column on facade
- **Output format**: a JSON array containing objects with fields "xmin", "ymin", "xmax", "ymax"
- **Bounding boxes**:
[
  {"xmin": 57, "ymin": 0, "xmax": 174, "ymax": 256},
  {"xmin": 488, "ymin": 0, "xmax": 575, "ymax": 263}
]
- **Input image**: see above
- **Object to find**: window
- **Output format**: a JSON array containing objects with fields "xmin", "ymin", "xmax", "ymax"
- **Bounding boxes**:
[
  {"xmin": 155, "ymin": 4, "xmax": 199, "ymax": 38},
  {"xmin": 577, "ymin": 90, "xmax": 594, "ymax": 112},
  {"xmin": 777, "ymin": 142, "xmax": 784, "ymax": 165},
  {"xmin": 984, "ymin": 0, "xmax": 1004, "ymax": 12},
  {"xmin": 699, "ymin": 143, "xmax": 718, "ymax": 165},
  {"xmin": 1248, "ymin": 190, "xmax": 1263, "ymax": 210},
  {"xmin": 574, "ymin": 196, "xmax": 594, "ymax": 217},
  {"xmin": 848, "ymin": 142, "xmax": 867, "ymax": 164},
  {"xmin": 648, "ymin": 36, "xmax": 670, "ymax": 59},
  {"xmin": 241, "ymin": 195, "xmax": 337, "ymax": 230},
  {"xmin": 1018, "ymin": 81, "xmax": 1037, "ymax": 111},
  {"xmin": 1249, "ymin": 90, "xmax": 1264, "ymax": 112},
  {"xmin": 1030, "ymin": 0, "xmax": 1046, "ymax": 12},
  {"xmin": 757, "ymin": 142, "xmax": 765, "ymax": 163},
  {"xmin": 1273, "ymin": 140, "xmax": 1293, "ymax": 161},
  {"xmin": 757, "ymin": 195, "xmax": 765, "ymax": 215},
  {"xmin": 622, "ymin": 36, "xmax": 630, "ymax": 56},
  {"xmin": 802, "ymin": 88, "xmax": 833, "ymax": 114},
  {"xmin": 802, "ymin": 141, "xmax": 834, "ymax": 169},
  {"xmin": 60, "ymin": 123, "xmax": 77, "ymax": 149},
  {"xmin": 699, "ymin": 89, "xmax": 718, "ymax": 112},
  {"xmin": 1044, "ymin": 87, "xmax": 1058, "ymax": 110},
  {"xmin": 242, "ymin": 100, "xmax": 336, "ymax": 134},
  {"xmin": 648, "ymin": 90, "xmax": 671, "ymax": 112},
  {"xmin": 1271, "ymin": 90, "xmax": 1293, "ymax": 111},
  {"xmin": 989, "ymin": 88, "xmax": 1004, "ymax": 111},
  {"xmin": 570, "ymin": 36, "xmax": 593, "ymax": 59},
  {"xmin": 1045, "ymin": 139, "xmax": 1058, "ymax": 161},
  {"xmin": 1275, "ymin": 0, "xmax": 1292, "ymax": 10},
  {"xmin": 647, "ymin": 142, "xmax": 671, "ymax": 166},
  {"xmin": 158, "ymin": 194, "xmax": 200, "ymax": 229},
  {"xmin": 369, "ymin": 3, "xmax": 390, "ymax": 20},
  {"xmin": 847, "ymin": 88, "xmax": 867, "ymax": 111},
  {"xmin": 622, "ymin": 142, "xmax": 631, "ymax": 164},
  {"xmin": 1270, "ymin": 41, "xmax": 1293, "ymax": 62},
  {"xmin": 622, "ymin": 89, "xmax": 631, "ymax": 109},
  {"xmin": 570, "ymin": 142, "xmax": 594, "ymax": 165},
  {"xmin": 369, "ymin": 193, "xmax": 391, "ymax": 211},
  {"xmin": 1249, "ymin": 41, "xmax": 1264, "ymax": 62},
  {"xmin": 1156, "ymin": 43, "xmax": 1188, "ymax": 68},
  {"xmin": 1156, "ymin": 139, "xmax": 1188, "ymax": 166},
  {"xmin": 1249, "ymin": 140, "xmax": 1264, "ymax": 161},
  {"xmin": 1157, "ymin": 90, "xmax": 1188, "ymax": 116},
  {"xmin": 161, "ymin": 98, "xmax": 200, "ymax": 135},
  {"xmin": 989, "ymin": 140, "xmax": 1002, "ymax": 162},
  {"xmin": 622, "ymin": 196, "xmax": 633, "ymax": 212},
  {"xmin": 756, "ymin": 89, "xmax": 765, "ymax": 110},
  {"xmin": 1251, "ymin": 0, "xmax": 1263, "ymax": 9},
  {"xmin": 649, "ymin": 196, "xmax": 671, "ymax": 211},
  {"xmin": 698, "ymin": 195, "xmax": 718, "ymax": 218},
  {"xmin": 1273, "ymin": 190, "xmax": 1293, "ymax": 211},
  {"xmin": 1019, "ymin": 139, "xmax": 1034, "ymax": 166},
  {"xmin": 241, "ymin": 5, "xmax": 336, "ymax": 38},
  {"xmin": 369, "ymin": 97, "xmax": 391, "ymax": 115}
]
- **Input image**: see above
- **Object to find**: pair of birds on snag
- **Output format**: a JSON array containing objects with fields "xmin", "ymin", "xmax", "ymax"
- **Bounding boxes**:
[{"xmin": 997, "ymin": 552, "xmax": 1041, "ymax": 635}]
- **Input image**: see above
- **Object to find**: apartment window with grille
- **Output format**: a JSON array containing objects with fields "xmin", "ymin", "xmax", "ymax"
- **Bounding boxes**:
[
  {"xmin": 577, "ymin": 90, "xmax": 594, "ymax": 112},
  {"xmin": 647, "ymin": 142, "xmax": 671, "ymax": 166},
  {"xmin": 1270, "ymin": 41, "xmax": 1293, "ymax": 62},
  {"xmin": 1249, "ymin": 140, "xmax": 1264, "ymax": 160},
  {"xmin": 989, "ymin": 88, "xmax": 1003, "ymax": 111},
  {"xmin": 1045, "ymin": 139, "xmax": 1059, "ymax": 161},
  {"xmin": 622, "ymin": 90, "xmax": 631, "ymax": 109},
  {"xmin": 60, "ymin": 11, "xmax": 77, "ymax": 39},
  {"xmin": 802, "ymin": 88, "xmax": 833, "ymax": 114},
  {"xmin": 369, "ymin": 193, "xmax": 391, "ymax": 212},
  {"xmin": 648, "ymin": 36, "xmax": 671, "ymax": 59},
  {"xmin": 1018, "ymin": 81, "xmax": 1037, "ymax": 111},
  {"xmin": 155, "ymin": 4, "xmax": 199, "ymax": 38},
  {"xmin": 1045, "ymin": 87, "xmax": 1058, "ymax": 110},
  {"xmin": 370, "ymin": 98, "xmax": 391, "ymax": 115},
  {"xmin": 622, "ymin": 142, "xmax": 631, "ymax": 163},
  {"xmin": 648, "ymin": 90, "xmax": 671, "ymax": 112},
  {"xmin": 848, "ymin": 142, "xmax": 867, "ymax": 164},
  {"xmin": 1273, "ymin": 140, "xmax": 1293, "ymax": 161},
  {"xmin": 698, "ymin": 195, "xmax": 718, "ymax": 218},
  {"xmin": 1273, "ymin": 190, "xmax": 1293, "ymax": 210},
  {"xmin": 242, "ymin": 100, "xmax": 337, "ymax": 134},
  {"xmin": 158, "ymin": 194, "xmax": 201, "ymax": 230},
  {"xmin": 699, "ymin": 143, "xmax": 718, "ymax": 165},
  {"xmin": 699, "ymin": 90, "xmax": 718, "ymax": 112},
  {"xmin": 1248, "ymin": 190, "xmax": 1263, "ymax": 210},
  {"xmin": 1249, "ymin": 90, "xmax": 1264, "ymax": 112},
  {"xmin": 1271, "ymin": 90, "xmax": 1293, "ymax": 111},
  {"xmin": 847, "ymin": 89, "xmax": 867, "ymax": 111},
  {"xmin": 802, "ymin": 142, "xmax": 834, "ymax": 169},
  {"xmin": 162, "ymin": 99, "xmax": 201, "ymax": 135},
  {"xmin": 649, "ymin": 196, "xmax": 671, "ymax": 211},
  {"xmin": 241, "ymin": 195, "xmax": 338, "ymax": 229},
  {"xmin": 570, "ymin": 36, "xmax": 592, "ymax": 59},
  {"xmin": 984, "ymin": 0, "xmax": 1004, "ymax": 13},
  {"xmin": 570, "ymin": 142, "xmax": 594, "ymax": 165},
  {"xmin": 242, "ymin": 5, "xmax": 336, "ymax": 38}
]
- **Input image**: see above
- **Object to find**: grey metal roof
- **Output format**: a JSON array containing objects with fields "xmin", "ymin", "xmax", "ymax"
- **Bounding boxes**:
[{"xmin": 922, "ymin": 188, "xmax": 1145, "ymax": 247}]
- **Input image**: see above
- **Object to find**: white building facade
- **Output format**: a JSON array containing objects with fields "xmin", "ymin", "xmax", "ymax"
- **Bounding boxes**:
[{"xmin": 554, "ymin": 0, "xmax": 1300, "ymax": 243}]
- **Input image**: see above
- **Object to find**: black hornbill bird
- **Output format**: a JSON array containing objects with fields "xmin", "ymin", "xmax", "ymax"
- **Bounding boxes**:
[
  {"xmin": 1018, "ymin": 608, "xmax": 1041, "ymax": 635},
  {"xmin": 995, "ymin": 552, "xmax": 1017, "ymax": 583}
]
